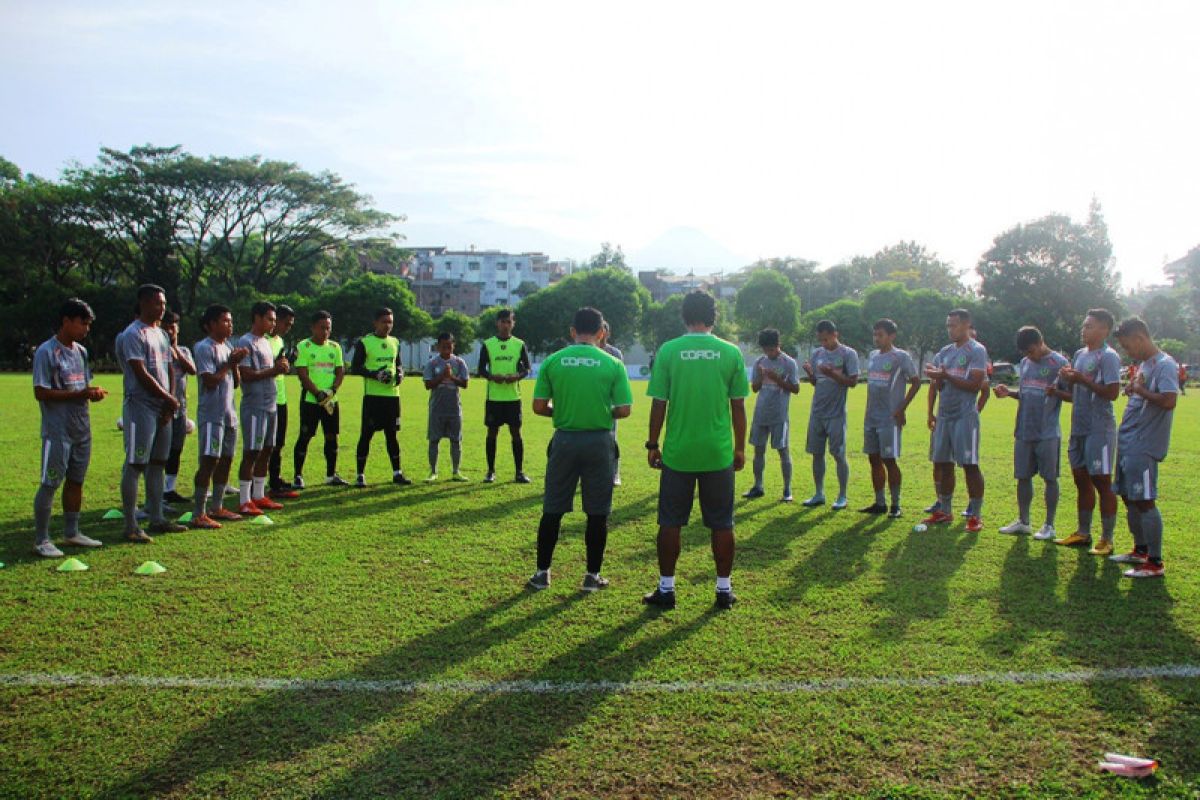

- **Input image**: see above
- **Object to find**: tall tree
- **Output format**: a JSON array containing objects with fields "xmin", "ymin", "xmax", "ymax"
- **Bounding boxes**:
[
  {"xmin": 849, "ymin": 241, "xmax": 964, "ymax": 295},
  {"xmin": 516, "ymin": 268, "xmax": 649, "ymax": 354},
  {"xmin": 585, "ymin": 242, "xmax": 629, "ymax": 271},
  {"xmin": 734, "ymin": 269, "xmax": 801, "ymax": 345}
]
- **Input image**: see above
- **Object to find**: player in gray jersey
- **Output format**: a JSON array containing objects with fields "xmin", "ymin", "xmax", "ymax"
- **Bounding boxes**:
[
  {"xmin": 31, "ymin": 299, "xmax": 109, "ymax": 557},
  {"xmin": 922, "ymin": 308, "xmax": 988, "ymax": 533},
  {"xmin": 743, "ymin": 328, "xmax": 800, "ymax": 502},
  {"xmin": 1056, "ymin": 308, "xmax": 1122, "ymax": 555},
  {"xmin": 800, "ymin": 319, "xmax": 859, "ymax": 509},
  {"xmin": 235, "ymin": 301, "xmax": 289, "ymax": 516},
  {"xmin": 160, "ymin": 311, "xmax": 196, "ymax": 506},
  {"xmin": 1109, "ymin": 318, "xmax": 1179, "ymax": 578},
  {"xmin": 189, "ymin": 304, "xmax": 250, "ymax": 529},
  {"xmin": 859, "ymin": 319, "xmax": 920, "ymax": 518},
  {"xmin": 115, "ymin": 284, "xmax": 186, "ymax": 542},
  {"xmin": 422, "ymin": 332, "xmax": 470, "ymax": 480},
  {"xmin": 993, "ymin": 327, "xmax": 1069, "ymax": 540},
  {"xmin": 597, "ymin": 320, "xmax": 625, "ymax": 485}
]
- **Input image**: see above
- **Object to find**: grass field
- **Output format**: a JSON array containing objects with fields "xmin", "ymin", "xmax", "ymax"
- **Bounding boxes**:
[{"xmin": 1, "ymin": 371, "xmax": 1198, "ymax": 799}]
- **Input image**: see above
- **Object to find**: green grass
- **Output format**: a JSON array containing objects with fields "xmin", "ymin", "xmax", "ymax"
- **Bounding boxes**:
[{"xmin": 1, "ymin": 372, "xmax": 1198, "ymax": 798}]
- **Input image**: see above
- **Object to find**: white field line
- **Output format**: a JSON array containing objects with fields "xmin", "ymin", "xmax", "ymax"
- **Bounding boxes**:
[{"xmin": 0, "ymin": 665, "xmax": 1198, "ymax": 695}]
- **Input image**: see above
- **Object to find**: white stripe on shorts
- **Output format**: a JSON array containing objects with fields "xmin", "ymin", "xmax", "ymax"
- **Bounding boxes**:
[
  {"xmin": 127, "ymin": 421, "xmax": 136, "ymax": 464},
  {"xmin": 892, "ymin": 426, "xmax": 900, "ymax": 458},
  {"xmin": 1143, "ymin": 468, "xmax": 1152, "ymax": 501},
  {"xmin": 41, "ymin": 438, "xmax": 52, "ymax": 483},
  {"xmin": 1101, "ymin": 444, "xmax": 1110, "ymax": 474}
]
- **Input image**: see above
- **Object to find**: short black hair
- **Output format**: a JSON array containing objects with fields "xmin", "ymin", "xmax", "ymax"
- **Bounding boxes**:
[
  {"xmin": 948, "ymin": 308, "xmax": 971, "ymax": 323},
  {"xmin": 250, "ymin": 301, "xmax": 277, "ymax": 319},
  {"xmin": 1087, "ymin": 308, "xmax": 1115, "ymax": 332},
  {"xmin": 374, "ymin": 307, "xmax": 393, "ymax": 320},
  {"xmin": 436, "ymin": 331, "xmax": 455, "ymax": 343},
  {"xmin": 311, "ymin": 310, "xmax": 331, "ymax": 323},
  {"xmin": 573, "ymin": 306, "xmax": 604, "ymax": 335},
  {"xmin": 873, "ymin": 318, "xmax": 897, "ymax": 335},
  {"xmin": 276, "ymin": 304, "xmax": 296, "ymax": 320},
  {"xmin": 136, "ymin": 284, "xmax": 166, "ymax": 303},
  {"xmin": 57, "ymin": 298, "xmax": 94, "ymax": 327},
  {"xmin": 200, "ymin": 303, "xmax": 231, "ymax": 330},
  {"xmin": 1015, "ymin": 325, "xmax": 1043, "ymax": 352},
  {"xmin": 1116, "ymin": 317, "xmax": 1150, "ymax": 339},
  {"xmin": 496, "ymin": 308, "xmax": 513, "ymax": 321},
  {"xmin": 757, "ymin": 328, "xmax": 780, "ymax": 348},
  {"xmin": 161, "ymin": 311, "xmax": 179, "ymax": 326},
  {"xmin": 680, "ymin": 290, "xmax": 717, "ymax": 327},
  {"xmin": 815, "ymin": 319, "xmax": 837, "ymax": 335}
]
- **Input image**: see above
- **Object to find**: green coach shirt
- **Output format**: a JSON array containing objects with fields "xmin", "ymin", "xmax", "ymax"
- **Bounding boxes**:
[
  {"xmin": 265, "ymin": 333, "xmax": 288, "ymax": 404},
  {"xmin": 534, "ymin": 343, "xmax": 632, "ymax": 431},
  {"xmin": 647, "ymin": 332, "xmax": 749, "ymax": 472},
  {"xmin": 359, "ymin": 334, "xmax": 401, "ymax": 398},
  {"xmin": 294, "ymin": 338, "xmax": 344, "ymax": 404}
]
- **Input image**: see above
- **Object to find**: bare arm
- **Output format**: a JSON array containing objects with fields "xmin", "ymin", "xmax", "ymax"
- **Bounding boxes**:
[
  {"xmin": 611, "ymin": 404, "xmax": 631, "ymax": 420},
  {"xmin": 647, "ymin": 398, "xmax": 667, "ymax": 468},
  {"xmin": 532, "ymin": 397, "xmax": 553, "ymax": 417}
]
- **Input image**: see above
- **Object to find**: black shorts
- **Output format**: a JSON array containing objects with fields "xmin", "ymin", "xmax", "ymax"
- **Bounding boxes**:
[
  {"xmin": 299, "ymin": 400, "xmax": 340, "ymax": 438},
  {"xmin": 485, "ymin": 400, "xmax": 522, "ymax": 430},
  {"xmin": 657, "ymin": 464, "xmax": 736, "ymax": 530},
  {"xmin": 361, "ymin": 395, "xmax": 401, "ymax": 434}
]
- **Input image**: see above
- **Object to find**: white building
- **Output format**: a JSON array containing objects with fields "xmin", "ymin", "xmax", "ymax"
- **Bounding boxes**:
[{"xmin": 408, "ymin": 247, "xmax": 562, "ymax": 308}]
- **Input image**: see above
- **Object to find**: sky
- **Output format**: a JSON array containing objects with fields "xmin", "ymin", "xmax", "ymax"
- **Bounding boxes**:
[{"xmin": 2, "ymin": 0, "xmax": 1197, "ymax": 288}]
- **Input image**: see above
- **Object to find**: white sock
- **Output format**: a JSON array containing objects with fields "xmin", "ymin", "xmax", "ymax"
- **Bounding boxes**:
[
  {"xmin": 659, "ymin": 575, "xmax": 675, "ymax": 592},
  {"xmin": 238, "ymin": 480, "xmax": 252, "ymax": 504},
  {"xmin": 393, "ymin": 469, "xmax": 402, "ymax": 477},
  {"xmin": 252, "ymin": 477, "xmax": 266, "ymax": 500},
  {"xmin": 716, "ymin": 576, "xmax": 732, "ymax": 592},
  {"xmin": 165, "ymin": 474, "xmax": 177, "ymax": 492}
]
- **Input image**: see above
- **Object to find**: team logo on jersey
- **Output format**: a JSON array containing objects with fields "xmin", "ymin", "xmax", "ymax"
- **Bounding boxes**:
[
  {"xmin": 882, "ymin": 360, "xmax": 894, "ymax": 371},
  {"xmin": 1040, "ymin": 367, "xmax": 1050, "ymax": 376},
  {"xmin": 833, "ymin": 358, "xmax": 844, "ymax": 367},
  {"xmin": 1133, "ymin": 481, "xmax": 1143, "ymax": 494},
  {"xmin": 561, "ymin": 357, "xmax": 601, "ymax": 367},
  {"xmin": 1092, "ymin": 459, "xmax": 1102, "ymax": 471},
  {"xmin": 957, "ymin": 355, "xmax": 967, "ymax": 366},
  {"xmin": 681, "ymin": 350, "xmax": 720, "ymax": 361},
  {"xmin": 136, "ymin": 446, "xmax": 147, "ymax": 458},
  {"xmin": 46, "ymin": 467, "xmax": 61, "ymax": 482}
]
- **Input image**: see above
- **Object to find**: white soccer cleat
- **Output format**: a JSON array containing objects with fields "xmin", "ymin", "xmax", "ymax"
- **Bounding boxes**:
[
  {"xmin": 999, "ymin": 520, "xmax": 1033, "ymax": 535},
  {"xmin": 1032, "ymin": 525, "xmax": 1057, "ymax": 540},
  {"xmin": 34, "ymin": 541, "xmax": 64, "ymax": 558},
  {"xmin": 64, "ymin": 533, "xmax": 103, "ymax": 548}
]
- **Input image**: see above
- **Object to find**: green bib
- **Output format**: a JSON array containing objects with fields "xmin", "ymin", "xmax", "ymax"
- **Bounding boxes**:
[
  {"xmin": 266, "ymin": 334, "xmax": 287, "ymax": 404},
  {"xmin": 359, "ymin": 334, "xmax": 401, "ymax": 397},
  {"xmin": 484, "ymin": 336, "xmax": 524, "ymax": 401}
]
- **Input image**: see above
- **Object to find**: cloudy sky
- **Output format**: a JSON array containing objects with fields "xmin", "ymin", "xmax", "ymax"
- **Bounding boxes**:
[{"xmin": 2, "ymin": 0, "xmax": 1197, "ymax": 286}]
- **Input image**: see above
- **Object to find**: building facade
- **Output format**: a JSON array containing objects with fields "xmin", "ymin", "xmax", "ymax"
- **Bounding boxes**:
[{"xmin": 408, "ymin": 247, "xmax": 563, "ymax": 309}]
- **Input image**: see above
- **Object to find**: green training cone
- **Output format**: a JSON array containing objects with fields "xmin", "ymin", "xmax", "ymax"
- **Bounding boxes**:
[
  {"xmin": 134, "ymin": 561, "xmax": 166, "ymax": 575},
  {"xmin": 251, "ymin": 514, "xmax": 274, "ymax": 526},
  {"xmin": 177, "ymin": 512, "xmax": 193, "ymax": 523},
  {"xmin": 102, "ymin": 509, "xmax": 124, "ymax": 520},
  {"xmin": 57, "ymin": 558, "xmax": 89, "ymax": 572}
]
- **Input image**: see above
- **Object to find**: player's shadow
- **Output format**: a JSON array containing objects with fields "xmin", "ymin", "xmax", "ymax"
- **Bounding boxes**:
[
  {"xmin": 91, "ymin": 588, "xmax": 578, "ymax": 799},
  {"xmin": 773, "ymin": 515, "xmax": 890, "ymax": 604},
  {"xmin": 277, "ymin": 481, "xmax": 488, "ymax": 525},
  {"xmin": 868, "ymin": 525, "xmax": 978, "ymax": 640}
]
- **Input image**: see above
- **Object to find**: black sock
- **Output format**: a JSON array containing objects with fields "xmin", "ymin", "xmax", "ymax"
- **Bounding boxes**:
[
  {"xmin": 324, "ymin": 439, "xmax": 338, "ymax": 477},
  {"xmin": 512, "ymin": 434, "xmax": 524, "ymax": 472},
  {"xmin": 356, "ymin": 431, "xmax": 371, "ymax": 476},
  {"xmin": 536, "ymin": 513, "xmax": 563, "ymax": 571},
  {"xmin": 385, "ymin": 431, "xmax": 400, "ymax": 472},
  {"xmin": 294, "ymin": 438, "xmax": 310, "ymax": 475},
  {"xmin": 486, "ymin": 434, "xmax": 498, "ymax": 472},
  {"xmin": 585, "ymin": 514, "xmax": 608, "ymax": 575}
]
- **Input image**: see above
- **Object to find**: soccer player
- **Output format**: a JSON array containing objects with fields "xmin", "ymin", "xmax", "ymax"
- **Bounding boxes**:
[
  {"xmin": 1056, "ymin": 309, "xmax": 1121, "ymax": 552},
  {"xmin": 800, "ymin": 319, "xmax": 859, "ymax": 509},
  {"xmin": 422, "ymin": 332, "xmax": 470, "ymax": 481},
  {"xmin": 528, "ymin": 307, "xmax": 633, "ymax": 591},
  {"xmin": 115, "ymin": 284, "xmax": 186, "ymax": 542},
  {"xmin": 925, "ymin": 325, "xmax": 991, "ymax": 515},
  {"xmin": 235, "ymin": 301, "xmax": 290, "ymax": 515},
  {"xmin": 292, "ymin": 310, "xmax": 347, "ymax": 487},
  {"xmin": 643, "ymin": 290, "xmax": 749, "ymax": 611},
  {"xmin": 31, "ymin": 298, "xmax": 108, "ymax": 557},
  {"xmin": 350, "ymin": 307, "xmax": 411, "ymax": 487},
  {"xmin": 993, "ymin": 326, "xmax": 1069, "ymax": 538},
  {"xmin": 743, "ymin": 328, "xmax": 799, "ymax": 503},
  {"xmin": 266, "ymin": 304, "xmax": 298, "ymax": 499},
  {"xmin": 478, "ymin": 308, "xmax": 532, "ymax": 483},
  {"xmin": 161, "ymin": 311, "xmax": 196, "ymax": 506},
  {"xmin": 922, "ymin": 308, "xmax": 988, "ymax": 533},
  {"xmin": 860, "ymin": 319, "xmax": 920, "ymax": 517},
  {"xmin": 597, "ymin": 320, "xmax": 625, "ymax": 486},
  {"xmin": 1109, "ymin": 318, "xmax": 1179, "ymax": 577},
  {"xmin": 190, "ymin": 304, "xmax": 249, "ymax": 529}
]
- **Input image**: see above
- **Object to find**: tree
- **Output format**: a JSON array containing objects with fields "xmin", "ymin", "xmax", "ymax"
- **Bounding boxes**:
[
  {"xmin": 640, "ymin": 295, "xmax": 686, "ymax": 355},
  {"xmin": 512, "ymin": 280, "xmax": 540, "ymax": 301},
  {"xmin": 585, "ymin": 242, "xmax": 629, "ymax": 272},
  {"xmin": 734, "ymin": 269, "xmax": 801, "ymax": 346},
  {"xmin": 800, "ymin": 298, "xmax": 870, "ymax": 354},
  {"xmin": 311, "ymin": 273, "xmax": 430, "ymax": 345},
  {"xmin": 848, "ymin": 241, "xmax": 964, "ymax": 295},
  {"xmin": 1140, "ymin": 293, "xmax": 1192, "ymax": 342},
  {"xmin": 424, "ymin": 309, "xmax": 479, "ymax": 358},
  {"xmin": 516, "ymin": 268, "xmax": 650, "ymax": 354}
]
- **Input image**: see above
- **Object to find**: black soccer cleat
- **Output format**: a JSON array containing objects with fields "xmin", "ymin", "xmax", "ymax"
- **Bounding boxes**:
[
  {"xmin": 858, "ymin": 503, "xmax": 887, "ymax": 515},
  {"xmin": 642, "ymin": 588, "xmax": 676, "ymax": 610},
  {"xmin": 715, "ymin": 590, "xmax": 737, "ymax": 610},
  {"xmin": 888, "ymin": 505, "xmax": 903, "ymax": 518},
  {"xmin": 742, "ymin": 487, "xmax": 765, "ymax": 499},
  {"xmin": 392, "ymin": 473, "xmax": 413, "ymax": 486},
  {"xmin": 163, "ymin": 490, "xmax": 190, "ymax": 504}
]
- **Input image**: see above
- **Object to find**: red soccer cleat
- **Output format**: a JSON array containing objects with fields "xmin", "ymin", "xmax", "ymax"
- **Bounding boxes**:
[
  {"xmin": 210, "ymin": 507, "xmax": 244, "ymax": 522},
  {"xmin": 237, "ymin": 501, "xmax": 264, "ymax": 517},
  {"xmin": 270, "ymin": 488, "xmax": 300, "ymax": 499},
  {"xmin": 921, "ymin": 511, "xmax": 953, "ymax": 526},
  {"xmin": 965, "ymin": 516, "xmax": 984, "ymax": 533},
  {"xmin": 253, "ymin": 497, "xmax": 284, "ymax": 511}
]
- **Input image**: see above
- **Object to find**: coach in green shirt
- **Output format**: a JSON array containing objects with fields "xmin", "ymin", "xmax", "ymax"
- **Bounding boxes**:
[
  {"xmin": 643, "ymin": 290, "xmax": 749, "ymax": 611},
  {"xmin": 526, "ymin": 307, "xmax": 633, "ymax": 593}
]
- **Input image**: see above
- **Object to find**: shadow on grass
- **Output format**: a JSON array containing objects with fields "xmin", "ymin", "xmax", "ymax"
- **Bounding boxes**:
[
  {"xmin": 867, "ymin": 524, "xmax": 979, "ymax": 640},
  {"xmin": 770, "ymin": 514, "xmax": 892, "ymax": 604}
]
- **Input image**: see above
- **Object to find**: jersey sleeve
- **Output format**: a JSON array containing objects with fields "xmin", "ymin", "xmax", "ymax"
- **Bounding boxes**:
[
  {"xmin": 116, "ymin": 328, "xmax": 144, "ymax": 365},
  {"xmin": 968, "ymin": 343, "xmax": 988, "ymax": 375},
  {"xmin": 293, "ymin": 342, "xmax": 311, "ymax": 368},
  {"xmin": 194, "ymin": 342, "xmax": 217, "ymax": 377},
  {"xmin": 611, "ymin": 363, "xmax": 633, "ymax": 407},
  {"xmin": 1155, "ymin": 359, "xmax": 1181, "ymax": 394},
  {"xmin": 421, "ymin": 357, "xmax": 437, "ymax": 383},
  {"xmin": 532, "ymin": 358, "xmax": 553, "ymax": 399},
  {"xmin": 646, "ymin": 350, "xmax": 669, "ymax": 400},
  {"xmin": 350, "ymin": 340, "xmax": 368, "ymax": 376},
  {"xmin": 82, "ymin": 345, "xmax": 93, "ymax": 383},
  {"xmin": 728, "ymin": 349, "xmax": 750, "ymax": 399},
  {"xmin": 455, "ymin": 357, "xmax": 469, "ymax": 383},
  {"xmin": 517, "ymin": 345, "xmax": 532, "ymax": 376},
  {"xmin": 1100, "ymin": 350, "xmax": 1121, "ymax": 385},
  {"xmin": 333, "ymin": 343, "xmax": 345, "ymax": 367},
  {"xmin": 476, "ymin": 344, "xmax": 491, "ymax": 378},
  {"xmin": 845, "ymin": 348, "xmax": 860, "ymax": 377},
  {"xmin": 32, "ymin": 346, "xmax": 54, "ymax": 389}
]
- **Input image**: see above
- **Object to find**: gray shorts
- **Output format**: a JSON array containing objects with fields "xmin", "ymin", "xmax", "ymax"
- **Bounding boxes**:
[
  {"xmin": 1067, "ymin": 432, "xmax": 1115, "ymax": 477},
  {"xmin": 657, "ymin": 464, "xmax": 735, "ymax": 530},
  {"xmin": 428, "ymin": 414, "xmax": 463, "ymax": 442},
  {"xmin": 198, "ymin": 419, "xmax": 237, "ymax": 459},
  {"xmin": 931, "ymin": 413, "xmax": 980, "ymax": 466},
  {"xmin": 124, "ymin": 402, "xmax": 172, "ymax": 465},
  {"xmin": 749, "ymin": 421, "xmax": 789, "ymax": 450},
  {"xmin": 1115, "ymin": 451, "xmax": 1158, "ymax": 501},
  {"xmin": 806, "ymin": 415, "xmax": 846, "ymax": 456},
  {"xmin": 863, "ymin": 424, "xmax": 902, "ymax": 458},
  {"xmin": 1015, "ymin": 438, "xmax": 1060, "ymax": 480},
  {"xmin": 40, "ymin": 437, "xmax": 91, "ymax": 487},
  {"xmin": 542, "ymin": 430, "xmax": 617, "ymax": 515},
  {"xmin": 241, "ymin": 408, "xmax": 278, "ymax": 453}
]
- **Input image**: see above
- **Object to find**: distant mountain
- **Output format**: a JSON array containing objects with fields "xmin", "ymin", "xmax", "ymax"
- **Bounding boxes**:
[{"xmin": 629, "ymin": 227, "xmax": 747, "ymax": 274}]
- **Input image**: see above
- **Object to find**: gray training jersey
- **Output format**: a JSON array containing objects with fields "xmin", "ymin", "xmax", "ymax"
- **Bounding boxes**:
[
  {"xmin": 1118, "ymin": 352, "xmax": 1179, "ymax": 461},
  {"xmin": 934, "ymin": 338, "xmax": 988, "ymax": 419},
  {"xmin": 170, "ymin": 344, "xmax": 193, "ymax": 418},
  {"xmin": 237, "ymin": 332, "xmax": 278, "ymax": 412},
  {"xmin": 115, "ymin": 318, "xmax": 171, "ymax": 411},
  {"xmin": 751, "ymin": 352, "xmax": 799, "ymax": 427},
  {"xmin": 865, "ymin": 348, "xmax": 918, "ymax": 427},
  {"xmin": 1014, "ymin": 351, "xmax": 1069, "ymax": 441},
  {"xmin": 423, "ymin": 354, "xmax": 469, "ymax": 417},
  {"xmin": 33, "ymin": 336, "xmax": 92, "ymax": 442},
  {"xmin": 193, "ymin": 337, "xmax": 238, "ymax": 427},
  {"xmin": 1070, "ymin": 345, "xmax": 1121, "ymax": 436},
  {"xmin": 603, "ymin": 343, "xmax": 624, "ymax": 362},
  {"xmin": 809, "ymin": 344, "xmax": 859, "ymax": 420}
]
